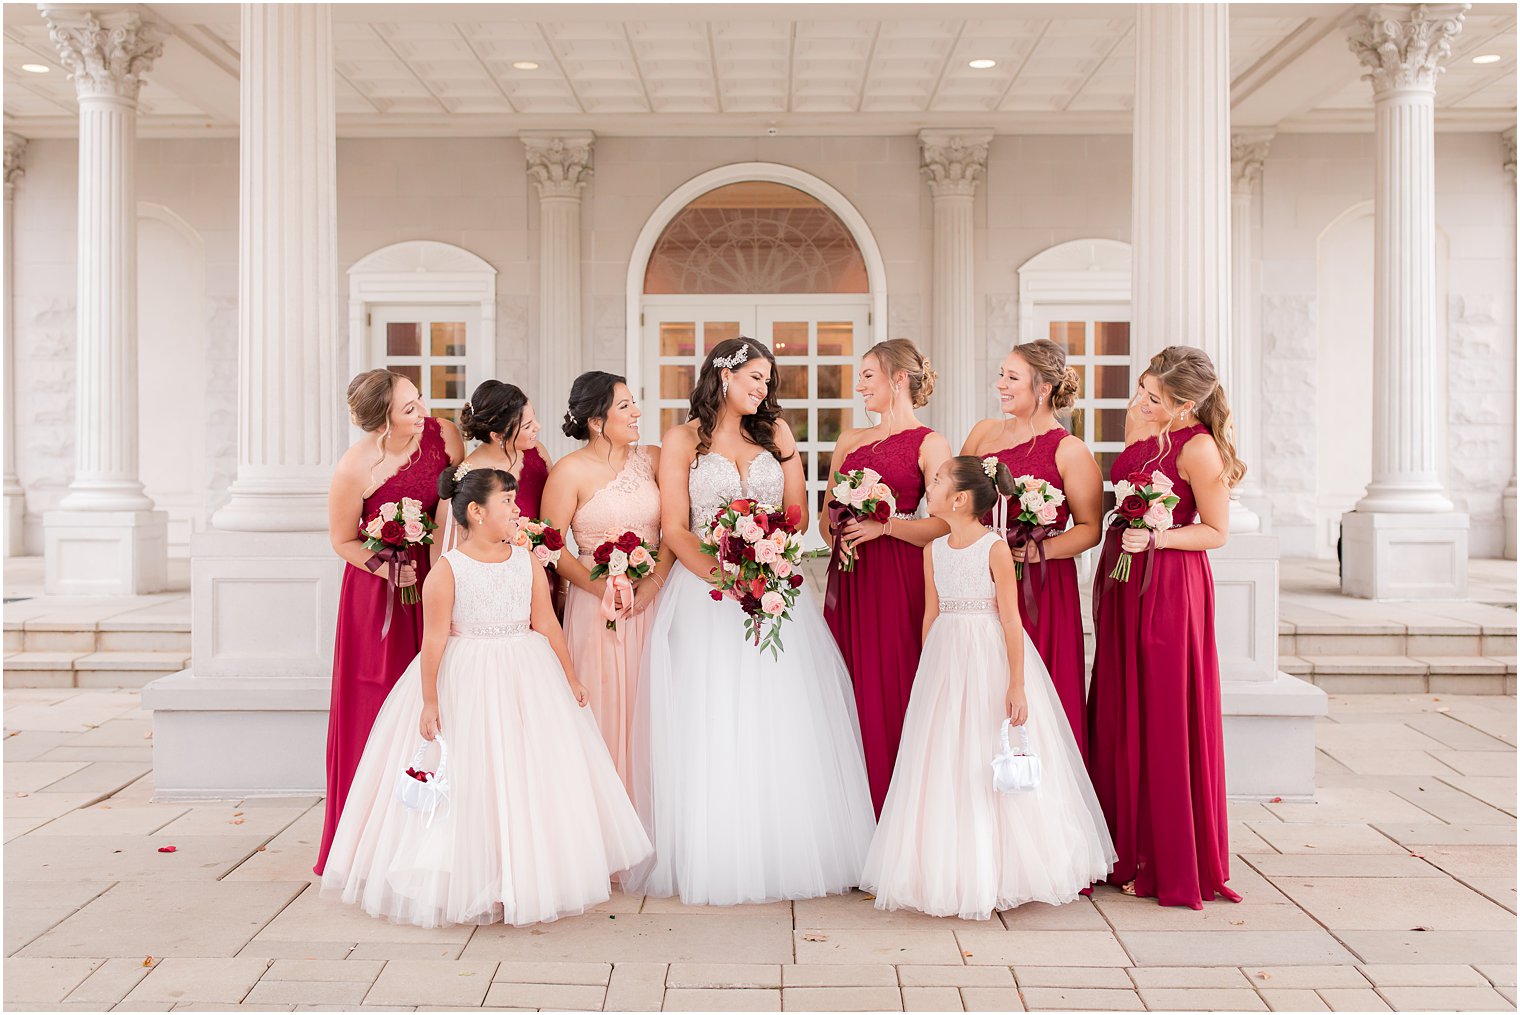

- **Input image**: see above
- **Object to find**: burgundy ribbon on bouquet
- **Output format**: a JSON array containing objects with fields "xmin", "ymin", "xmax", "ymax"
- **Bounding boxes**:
[
  {"xmin": 364, "ymin": 545, "xmax": 408, "ymax": 639},
  {"xmin": 1092, "ymin": 521, "xmax": 1157, "ymax": 636},
  {"xmin": 1007, "ymin": 523, "xmax": 1059, "ymax": 626},
  {"xmin": 822, "ymin": 501, "xmax": 855, "ymax": 614}
]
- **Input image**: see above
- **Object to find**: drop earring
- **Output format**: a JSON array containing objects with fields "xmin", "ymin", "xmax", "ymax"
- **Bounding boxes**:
[{"xmin": 721, "ymin": 380, "xmax": 729, "ymax": 399}]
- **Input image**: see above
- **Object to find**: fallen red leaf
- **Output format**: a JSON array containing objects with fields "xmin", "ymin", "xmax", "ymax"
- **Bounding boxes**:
[
  {"xmin": 142, "ymin": 955, "xmax": 155, "ymax": 967},
  {"xmin": 157, "ymin": 845, "xmax": 177, "ymax": 853},
  {"xmin": 1269, "ymin": 796, "xmax": 1283, "ymax": 803}
]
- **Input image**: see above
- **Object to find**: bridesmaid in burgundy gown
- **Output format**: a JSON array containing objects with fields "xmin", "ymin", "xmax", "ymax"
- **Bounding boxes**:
[
  {"xmin": 962, "ymin": 340, "xmax": 1103, "ymax": 757},
  {"xmin": 431, "ymin": 380, "xmax": 554, "ymax": 555},
  {"xmin": 824, "ymin": 340, "xmax": 950, "ymax": 815},
  {"xmin": 316, "ymin": 369, "xmax": 462, "ymax": 875},
  {"xmin": 1087, "ymin": 346, "xmax": 1245, "ymax": 909}
]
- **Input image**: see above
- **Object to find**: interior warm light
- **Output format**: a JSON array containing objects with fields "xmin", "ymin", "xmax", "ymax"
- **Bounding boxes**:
[
  {"xmin": 20, "ymin": 64, "xmax": 49, "ymax": 73},
  {"xmin": 1471, "ymin": 54, "xmax": 1501, "ymax": 65},
  {"xmin": 968, "ymin": 59, "xmax": 998, "ymax": 70},
  {"xmin": 511, "ymin": 61, "xmax": 540, "ymax": 71}
]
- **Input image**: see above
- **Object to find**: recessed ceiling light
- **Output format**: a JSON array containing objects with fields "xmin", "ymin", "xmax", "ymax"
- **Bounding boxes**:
[
  {"xmin": 1472, "ymin": 53, "xmax": 1501, "ymax": 65},
  {"xmin": 968, "ymin": 58, "xmax": 998, "ymax": 70},
  {"xmin": 511, "ymin": 61, "xmax": 540, "ymax": 71},
  {"xmin": 20, "ymin": 63, "xmax": 49, "ymax": 73}
]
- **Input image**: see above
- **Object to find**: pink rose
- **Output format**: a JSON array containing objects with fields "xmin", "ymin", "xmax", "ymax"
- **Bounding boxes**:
[
  {"xmin": 754, "ymin": 539, "xmax": 781, "ymax": 565},
  {"xmin": 868, "ymin": 482, "xmax": 892, "ymax": 503},
  {"xmin": 738, "ymin": 518, "xmax": 765, "ymax": 543},
  {"xmin": 848, "ymin": 484, "xmax": 872, "ymax": 508},
  {"xmin": 363, "ymin": 516, "xmax": 384, "ymax": 540},
  {"xmin": 773, "ymin": 559, "xmax": 793, "ymax": 578},
  {"xmin": 1149, "ymin": 471, "xmax": 1175, "ymax": 495},
  {"xmin": 533, "ymin": 544, "xmax": 553, "ymax": 565},
  {"xmin": 1143, "ymin": 501, "xmax": 1173, "ymax": 531},
  {"xmin": 402, "ymin": 519, "xmax": 425, "ymax": 542},
  {"xmin": 1020, "ymin": 490, "xmax": 1046, "ymax": 513},
  {"xmin": 628, "ymin": 545, "xmax": 652, "ymax": 569},
  {"xmin": 1036, "ymin": 503, "xmax": 1060, "ymax": 525},
  {"xmin": 760, "ymin": 591, "xmax": 786, "ymax": 615},
  {"xmin": 523, "ymin": 519, "xmax": 545, "ymax": 536},
  {"xmin": 512, "ymin": 530, "xmax": 531, "ymax": 548}
]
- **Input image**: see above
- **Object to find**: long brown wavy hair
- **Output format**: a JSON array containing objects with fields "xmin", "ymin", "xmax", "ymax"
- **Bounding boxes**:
[
  {"xmin": 688, "ymin": 336, "xmax": 792, "ymax": 462},
  {"xmin": 1141, "ymin": 345, "xmax": 1247, "ymax": 488}
]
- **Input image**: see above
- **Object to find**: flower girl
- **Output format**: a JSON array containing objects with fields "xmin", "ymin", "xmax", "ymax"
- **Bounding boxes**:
[
  {"xmin": 861, "ymin": 456, "xmax": 1115, "ymax": 920},
  {"xmin": 320, "ymin": 466, "xmax": 651, "ymax": 928}
]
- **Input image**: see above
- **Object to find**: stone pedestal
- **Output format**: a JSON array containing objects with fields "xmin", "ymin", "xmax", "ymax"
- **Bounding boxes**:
[
  {"xmin": 145, "ymin": 5, "xmax": 341, "ymax": 800},
  {"xmin": 1341, "ymin": 4, "xmax": 1470, "ymax": 598},
  {"xmin": 1212, "ymin": 534, "xmax": 1328, "ymax": 800},
  {"xmin": 1340, "ymin": 510, "xmax": 1470, "ymax": 600},
  {"xmin": 41, "ymin": 8, "xmax": 168, "ymax": 591},
  {"xmin": 523, "ymin": 133, "xmax": 593, "ymax": 459},
  {"xmin": 919, "ymin": 130, "xmax": 991, "ymax": 442}
]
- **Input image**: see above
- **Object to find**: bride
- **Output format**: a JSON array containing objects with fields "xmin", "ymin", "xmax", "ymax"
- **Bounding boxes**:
[{"xmin": 627, "ymin": 336, "xmax": 876, "ymax": 905}]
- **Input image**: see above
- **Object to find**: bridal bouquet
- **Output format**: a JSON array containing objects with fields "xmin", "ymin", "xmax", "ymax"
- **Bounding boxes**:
[
  {"xmin": 699, "ymin": 499, "xmax": 807, "ymax": 658},
  {"xmin": 514, "ymin": 518, "xmax": 566, "ymax": 569},
  {"xmin": 827, "ymin": 467, "xmax": 897, "ymax": 573},
  {"xmin": 1006, "ymin": 473, "xmax": 1067, "ymax": 580},
  {"xmin": 589, "ymin": 531, "xmax": 657, "ymax": 631},
  {"xmin": 1107, "ymin": 470, "xmax": 1179, "ymax": 582},
  {"xmin": 362, "ymin": 497, "xmax": 437, "ymax": 608}
]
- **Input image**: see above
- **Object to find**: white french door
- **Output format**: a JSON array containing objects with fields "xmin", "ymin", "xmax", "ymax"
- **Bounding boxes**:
[
  {"xmin": 641, "ymin": 296, "xmax": 871, "ymax": 545},
  {"xmin": 366, "ymin": 304, "xmax": 487, "ymax": 429}
]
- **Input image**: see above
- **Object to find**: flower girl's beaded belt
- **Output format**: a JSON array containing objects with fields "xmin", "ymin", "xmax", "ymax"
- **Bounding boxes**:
[
  {"xmin": 939, "ymin": 597, "xmax": 998, "ymax": 615},
  {"xmin": 450, "ymin": 621, "xmax": 531, "ymax": 639}
]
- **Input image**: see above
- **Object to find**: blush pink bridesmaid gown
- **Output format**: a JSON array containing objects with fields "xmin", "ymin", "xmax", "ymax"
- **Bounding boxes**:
[{"xmin": 560, "ymin": 446, "xmax": 662, "ymax": 793}]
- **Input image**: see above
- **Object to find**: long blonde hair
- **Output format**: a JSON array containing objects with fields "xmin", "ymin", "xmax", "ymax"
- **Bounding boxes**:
[{"xmin": 1141, "ymin": 346, "xmax": 1246, "ymax": 488}]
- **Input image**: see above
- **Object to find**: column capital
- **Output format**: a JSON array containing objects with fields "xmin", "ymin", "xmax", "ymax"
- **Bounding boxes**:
[
  {"xmin": 522, "ymin": 132, "xmax": 594, "ymax": 200},
  {"xmin": 41, "ymin": 7, "xmax": 167, "ymax": 102},
  {"xmin": 918, "ymin": 129, "xmax": 993, "ymax": 198},
  {"xmin": 4, "ymin": 133, "xmax": 27, "ymax": 194},
  {"xmin": 1230, "ymin": 132, "xmax": 1273, "ymax": 192},
  {"xmin": 1502, "ymin": 126, "xmax": 1515, "ymax": 182},
  {"xmin": 1346, "ymin": 3, "xmax": 1468, "ymax": 95}
]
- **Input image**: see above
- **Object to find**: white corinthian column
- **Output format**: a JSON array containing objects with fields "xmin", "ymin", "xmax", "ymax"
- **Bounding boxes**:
[
  {"xmin": 1341, "ymin": 3, "xmax": 1471, "ymax": 599},
  {"xmin": 5, "ymin": 133, "xmax": 27, "ymax": 557},
  {"xmin": 1227, "ymin": 133, "xmax": 1273, "ymax": 534},
  {"xmin": 523, "ymin": 132, "xmax": 592, "ymax": 459},
  {"xmin": 1504, "ymin": 126, "xmax": 1516, "ymax": 561},
  {"xmin": 919, "ymin": 129, "xmax": 991, "ymax": 445},
  {"xmin": 41, "ymin": 6, "xmax": 168, "ymax": 593}
]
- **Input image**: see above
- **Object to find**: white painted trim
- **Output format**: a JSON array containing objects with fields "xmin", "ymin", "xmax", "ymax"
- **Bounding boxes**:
[
  {"xmin": 625, "ymin": 162, "xmax": 889, "ymax": 401},
  {"xmin": 346, "ymin": 240, "xmax": 498, "ymax": 410},
  {"xmin": 1016, "ymin": 237, "xmax": 1133, "ymax": 341}
]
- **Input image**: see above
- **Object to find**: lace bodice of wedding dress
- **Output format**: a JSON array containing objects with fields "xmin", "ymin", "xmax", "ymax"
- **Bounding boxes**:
[
  {"xmin": 687, "ymin": 449, "xmax": 786, "ymax": 532},
  {"xmin": 445, "ymin": 548, "xmax": 531, "ymax": 628},
  {"xmin": 930, "ymin": 531, "xmax": 1000, "ymax": 602}
]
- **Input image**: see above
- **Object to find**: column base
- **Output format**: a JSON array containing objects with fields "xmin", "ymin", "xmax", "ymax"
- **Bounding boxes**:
[
  {"xmin": 1209, "ymin": 533, "xmax": 1280, "ymax": 684},
  {"xmin": 190, "ymin": 529, "xmax": 342, "ymax": 679},
  {"xmin": 43, "ymin": 509, "xmax": 168, "ymax": 594},
  {"xmin": 1339, "ymin": 510, "xmax": 1470, "ymax": 600},
  {"xmin": 142, "ymin": 669, "xmax": 328, "ymax": 799},
  {"xmin": 4, "ymin": 485, "xmax": 24, "ymax": 557},
  {"xmin": 1223, "ymin": 671, "xmax": 1329, "ymax": 802}
]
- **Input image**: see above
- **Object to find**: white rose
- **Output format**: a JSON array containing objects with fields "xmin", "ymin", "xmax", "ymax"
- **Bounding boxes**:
[
  {"xmin": 859, "ymin": 468, "xmax": 882, "ymax": 487},
  {"xmin": 377, "ymin": 501, "xmax": 398, "ymax": 521},
  {"xmin": 831, "ymin": 483, "xmax": 851, "ymax": 503},
  {"xmin": 1112, "ymin": 480, "xmax": 1136, "ymax": 501},
  {"xmin": 400, "ymin": 498, "xmax": 423, "ymax": 523},
  {"xmin": 607, "ymin": 548, "xmax": 629, "ymax": 575},
  {"xmin": 1020, "ymin": 490, "xmax": 1046, "ymax": 513}
]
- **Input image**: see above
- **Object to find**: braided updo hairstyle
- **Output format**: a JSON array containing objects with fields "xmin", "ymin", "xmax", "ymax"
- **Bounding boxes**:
[
  {"xmin": 865, "ymin": 339, "xmax": 937, "ymax": 408},
  {"xmin": 561, "ymin": 371, "xmax": 625, "ymax": 442},
  {"xmin": 458, "ymin": 380, "xmax": 528, "ymax": 449},
  {"xmin": 1010, "ymin": 339, "xmax": 1080, "ymax": 416}
]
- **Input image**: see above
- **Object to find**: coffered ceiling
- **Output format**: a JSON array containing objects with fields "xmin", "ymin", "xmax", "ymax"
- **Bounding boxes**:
[{"xmin": 3, "ymin": 3, "xmax": 1515, "ymax": 138}]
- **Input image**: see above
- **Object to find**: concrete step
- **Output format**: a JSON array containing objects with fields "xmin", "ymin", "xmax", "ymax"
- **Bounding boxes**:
[
  {"xmin": 1289, "ymin": 653, "xmax": 1516, "ymax": 695},
  {"xmin": 4, "ymin": 618, "xmax": 190, "ymax": 658},
  {"xmin": 4, "ymin": 649, "xmax": 189, "ymax": 689}
]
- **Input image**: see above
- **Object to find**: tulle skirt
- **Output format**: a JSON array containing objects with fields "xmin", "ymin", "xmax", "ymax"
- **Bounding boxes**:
[
  {"xmin": 319, "ymin": 631, "xmax": 652, "ymax": 928},
  {"xmin": 862, "ymin": 613, "xmax": 1115, "ymax": 921},
  {"xmin": 562, "ymin": 573, "xmax": 655, "ymax": 796},
  {"xmin": 627, "ymin": 563, "xmax": 877, "ymax": 905}
]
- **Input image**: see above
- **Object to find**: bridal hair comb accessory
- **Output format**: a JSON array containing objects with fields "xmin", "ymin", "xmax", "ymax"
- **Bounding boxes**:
[
  {"xmin": 713, "ymin": 345, "xmax": 751, "ymax": 371},
  {"xmin": 981, "ymin": 457, "xmax": 999, "ymax": 479},
  {"xmin": 454, "ymin": 462, "xmax": 475, "ymax": 482},
  {"xmin": 567, "ymin": 410, "xmax": 577, "ymax": 424}
]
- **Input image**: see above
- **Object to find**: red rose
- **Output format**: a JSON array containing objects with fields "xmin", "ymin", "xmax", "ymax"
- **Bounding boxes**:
[
  {"xmin": 542, "ymin": 528, "xmax": 565, "ymax": 551},
  {"xmin": 742, "ymin": 545, "xmax": 757, "ymax": 561},
  {"xmin": 380, "ymin": 520, "xmax": 405, "ymax": 544},
  {"xmin": 784, "ymin": 504, "xmax": 803, "ymax": 530},
  {"xmin": 749, "ymin": 577, "xmax": 767, "ymax": 599},
  {"xmin": 730, "ymin": 499, "xmax": 755, "ymax": 514},
  {"xmin": 1127, "ymin": 470, "xmax": 1152, "ymax": 489},
  {"xmin": 615, "ymin": 531, "xmax": 641, "ymax": 553},
  {"xmin": 593, "ymin": 542, "xmax": 614, "ymax": 565},
  {"xmin": 872, "ymin": 501, "xmax": 892, "ymax": 522},
  {"xmin": 708, "ymin": 589, "xmax": 724, "ymax": 602},
  {"xmin": 788, "ymin": 573, "xmax": 805, "ymax": 589},
  {"xmin": 1118, "ymin": 494, "xmax": 1147, "ymax": 520}
]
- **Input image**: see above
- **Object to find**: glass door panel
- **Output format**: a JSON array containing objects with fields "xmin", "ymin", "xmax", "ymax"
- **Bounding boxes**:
[{"xmin": 370, "ymin": 305, "xmax": 478, "ymax": 427}]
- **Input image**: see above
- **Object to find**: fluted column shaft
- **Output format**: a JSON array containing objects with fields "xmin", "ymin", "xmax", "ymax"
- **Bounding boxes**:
[
  {"xmin": 524, "ymin": 133, "xmax": 592, "ymax": 458},
  {"xmin": 1503, "ymin": 126, "xmax": 1516, "ymax": 559},
  {"xmin": 213, "ymin": 2, "xmax": 338, "ymax": 531},
  {"xmin": 919, "ymin": 130, "xmax": 991, "ymax": 444},
  {"xmin": 1132, "ymin": 4, "xmax": 1231, "ymax": 367},
  {"xmin": 1348, "ymin": 3, "xmax": 1467, "ymax": 512},
  {"xmin": 1227, "ymin": 134, "xmax": 1271, "ymax": 533},
  {"xmin": 45, "ymin": 8, "xmax": 165, "ymax": 511},
  {"xmin": 4, "ymin": 134, "xmax": 26, "ymax": 555}
]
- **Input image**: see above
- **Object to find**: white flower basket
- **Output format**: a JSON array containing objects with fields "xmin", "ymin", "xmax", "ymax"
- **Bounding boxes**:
[
  {"xmin": 395, "ymin": 734, "xmax": 450, "ymax": 825},
  {"xmin": 991, "ymin": 719, "xmax": 1042, "ymax": 793}
]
